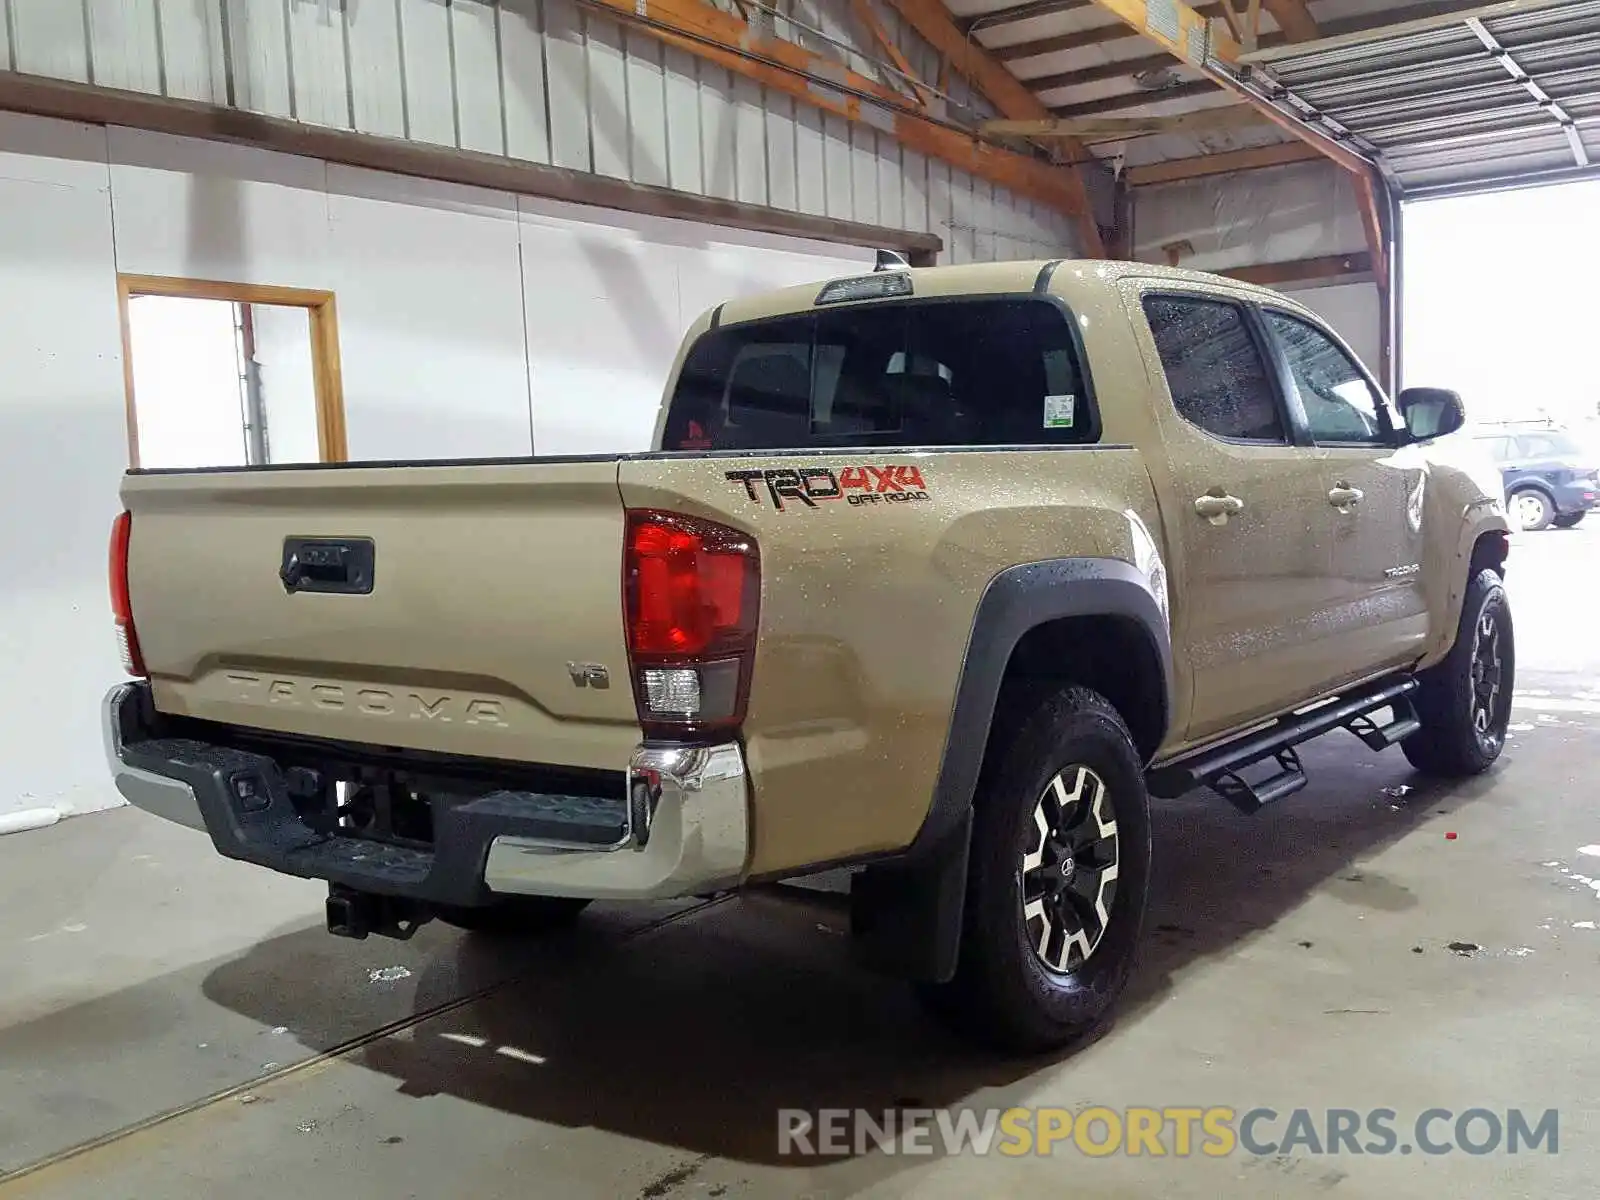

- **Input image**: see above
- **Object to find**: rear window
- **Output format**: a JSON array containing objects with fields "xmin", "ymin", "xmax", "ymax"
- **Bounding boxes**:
[{"xmin": 662, "ymin": 298, "xmax": 1095, "ymax": 451}]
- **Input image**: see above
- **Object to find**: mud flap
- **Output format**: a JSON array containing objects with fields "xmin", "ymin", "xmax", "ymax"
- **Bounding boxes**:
[{"xmin": 848, "ymin": 808, "xmax": 972, "ymax": 984}]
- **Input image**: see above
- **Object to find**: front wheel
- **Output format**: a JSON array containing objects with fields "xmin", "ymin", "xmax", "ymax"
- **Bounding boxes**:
[
  {"xmin": 918, "ymin": 687, "xmax": 1152, "ymax": 1054},
  {"xmin": 432, "ymin": 895, "xmax": 592, "ymax": 936},
  {"xmin": 1552, "ymin": 512, "xmax": 1586, "ymax": 529},
  {"xmin": 1510, "ymin": 488, "xmax": 1553, "ymax": 531},
  {"xmin": 1401, "ymin": 568, "xmax": 1514, "ymax": 777}
]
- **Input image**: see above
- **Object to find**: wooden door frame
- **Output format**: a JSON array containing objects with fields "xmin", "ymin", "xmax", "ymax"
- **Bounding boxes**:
[{"xmin": 116, "ymin": 275, "xmax": 348, "ymax": 467}]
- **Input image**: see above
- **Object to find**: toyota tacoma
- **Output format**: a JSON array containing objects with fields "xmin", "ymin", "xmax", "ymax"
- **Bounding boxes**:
[{"xmin": 103, "ymin": 257, "xmax": 1514, "ymax": 1052}]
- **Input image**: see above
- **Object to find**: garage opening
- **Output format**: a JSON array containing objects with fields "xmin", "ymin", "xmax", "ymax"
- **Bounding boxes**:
[
  {"xmin": 1402, "ymin": 177, "xmax": 1600, "ymax": 534},
  {"xmin": 118, "ymin": 276, "xmax": 348, "ymax": 469}
]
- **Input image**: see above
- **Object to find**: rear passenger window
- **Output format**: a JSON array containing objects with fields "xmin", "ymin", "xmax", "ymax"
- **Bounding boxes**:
[
  {"xmin": 662, "ymin": 298, "xmax": 1095, "ymax": 451},
  {"xmin": 1142, "ymin": 295, "xmax": 1285, "ymax": 444}
]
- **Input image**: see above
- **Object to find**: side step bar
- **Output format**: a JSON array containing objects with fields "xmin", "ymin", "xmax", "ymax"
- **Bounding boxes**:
[{"xmin": 1147, "ymin": 677, "xmax": 1421, "ymax": 813}]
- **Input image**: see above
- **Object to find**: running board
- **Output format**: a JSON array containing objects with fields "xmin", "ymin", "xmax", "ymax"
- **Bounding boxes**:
[{"xmin": 1147, "ymin": 677, "xmax": 1420, "ymax": 813}]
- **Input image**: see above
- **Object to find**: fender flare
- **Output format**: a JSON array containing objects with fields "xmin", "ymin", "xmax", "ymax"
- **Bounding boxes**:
[
  {"xmin": 849, "ymin": 558, "xmax": 1174, "ymax": 984},
  {"xmin": 907, "ymin": 556, "xmax": 1175, "ymax": 861}
]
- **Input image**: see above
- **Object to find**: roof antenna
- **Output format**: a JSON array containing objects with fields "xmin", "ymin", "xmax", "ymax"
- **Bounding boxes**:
[{"xmin": 875, "ymin": 248, "xmax": 911, "ymax": 272}]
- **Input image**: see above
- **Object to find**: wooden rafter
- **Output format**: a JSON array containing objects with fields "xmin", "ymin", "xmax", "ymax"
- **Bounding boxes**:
[
  {"xmin": 1259, "ymin": 0, "xmax": 1318, "ymax": 42},
  {"xmin": 984, "ymin": 106, "xmax": 1270, "ymax": 141},
  {"xmin": 1219, "ymin": 252, "xmax": 1372, "ymax": 287},
  {"xmin": 879, "ymin": 0, "xmax": 1104, "ymax": 253},
  {"xmin": 1049, "ymin": 80, "xmax": 1220, "ymax": 116},
  {"xmin": 573, "ymin": 0, "xmax": 1094, "ymax": 221},
  {"xmin": 847, "ymin": 0, "xmax": 937, "ymax": 108},
  {"xmin": 1023, "ymin": 51, "xmax": 1179, "ymax": 93},
  {"xmin": 1124, "ymin": 140, "xmax": 1319, "ymax": 185}
]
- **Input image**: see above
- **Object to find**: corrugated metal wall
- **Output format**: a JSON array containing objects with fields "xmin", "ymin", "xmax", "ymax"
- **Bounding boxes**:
[{"xmin": 0, "ymin": 0, "xmax": 1082, "ymax": 260}]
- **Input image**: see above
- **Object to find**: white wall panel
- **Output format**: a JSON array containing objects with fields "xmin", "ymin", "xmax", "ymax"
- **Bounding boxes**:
[
  {"xmin": 0, "ymin": 114, "xmax": 125, "ymax": 821},
  {"xmin": 764, "ymin": 92, "xmax": 798, "ymax": 213},
  {"xmin": 543, "ymin": 0, "xmax": 590, "ymax": 171},
  {"xmin": 453, "ymin": 0, "xmax": 506, "ymax": 155},
  {"xmin": 500, "ymin": 0, "xmax": 551, "ymax": 164},
  {"xmin": 699, "ymin": 64, "xmax": 738, "ymax": 201},
  {"xmin": 624, "ymin": 32, "xmax": 668, "ymax": 189},
  {"xmin": 1133, "ymin": 161, "xmax": 1368, "ymax": 272},
  {"xmin": 107, "ymin": 127, "xmax": 331, "ymax": 287},
  {"xmin": 10, "ymin": 0, "xmax": 90, "ymax": 82},
  {"xmin": 156, "ymin": 0, "xmax": 227, "ymax": 103},
  {"xmin": 328, "ymin": 166, "xmax": 533, "ymax": 461},
  {"xmin": 734, "ymin": 76, "xmax": 767, "ymax": 207},
  {"xmin": 849, "ymin": 125, "xmax": 877, "ymax": 225},
  {"xmin": 227, "ymin": 0, "xmax": 292, "ymax": 118},
  {"xmin": 85, "ymin": 0, "xmax": 161, "ymax": 93},
  {"xmin": 822, "ymin": 112, "xmax": 851, "ymax": 218},
  {"xmin": 344, "ymin": 0, "xmax": 405, "ymax": 137},
  {"xmin": 794, "ymin": 105, "xmax": 826, "ymax": 217},
  {"xmin": 586, "ymin": 17, "xmax": 629, "ymax": 179},
  {"xmin": 287, "ymin": 0, "xmax": 351, "ymax": 129},
  {"xmin": 398, "ymin": 0, "xmax": 456, "ymax": 146},
  {"xmin": 661, "ymin": 45, "xmax": 702, "ymax": 194}
]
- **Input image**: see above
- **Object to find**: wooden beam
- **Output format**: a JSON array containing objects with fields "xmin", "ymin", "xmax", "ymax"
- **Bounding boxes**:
[
  {"xmin": 1259, "ymin": 0, "xmax": 1318, "ymax": 41},
  {"xmin": 880, "ymin": 0, "xmax": 1104, "ymax": 252},
  {"xmin": 1023, "ymin": 51, "xmax": 1176, "ymax": 93},
  {"xmin": 963, "ymin": 0, "xmax": 1089, "ymax": 32},
  {"xmin": 847, "ymin": 0, "xmax": 936, "ymax": 107},
  {"xmin": 984, "ymin": 105, "xmax": 1269, "ymax": 140},
  {"xmin": 1124, "ymin": 139, "xmax": 1319, "ymax": 184},
  {"xmin": 1048, "ymin": 80, "xmax": 1219, "ymax": 117},
  {"xmin": 1218, "ymin": 251, "xmax": 1372, "ymax": 287},
  {"xmin": 0, "ymin": 71, "xmax": 943, "ymax": 260},
  {"xmin": 993, "ymin": 1, "xmax": 1227, "ymax": 60}
]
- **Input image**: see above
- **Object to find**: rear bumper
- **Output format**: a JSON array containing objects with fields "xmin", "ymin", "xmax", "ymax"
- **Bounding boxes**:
[{"xmin": 102, "ymin": 682, "xmax": 750, "ymax": 904}]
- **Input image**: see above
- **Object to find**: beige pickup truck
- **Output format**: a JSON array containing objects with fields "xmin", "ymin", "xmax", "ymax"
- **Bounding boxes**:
[{"xmin": 104, "ymin": 258, "xmax": 1514, "ymax": 1052}]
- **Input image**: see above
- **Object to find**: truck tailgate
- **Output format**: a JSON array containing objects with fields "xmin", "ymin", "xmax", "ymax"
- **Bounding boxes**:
[{"xmin": 122, "ymin": 460, "xmax": 641, "ymax": 770}]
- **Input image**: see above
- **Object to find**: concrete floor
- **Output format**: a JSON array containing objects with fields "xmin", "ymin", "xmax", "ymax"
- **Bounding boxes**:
[{"xmin": 5, "ymin": 523, "xmax": 1600, "ymax": 1199}]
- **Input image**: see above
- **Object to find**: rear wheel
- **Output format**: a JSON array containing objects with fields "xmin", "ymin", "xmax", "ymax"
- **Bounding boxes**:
[
  {"xmin": 1552, "ymin": 512, "xmax": 1585, "ymax": 529},
  {"xmin": 1401, "ymin": 568, "xmax": 1514, "ymax": 777},
  {"xmin": 918, "ymin": 687, "xmax": 1151, "ymax": 1054},
  {"xmin": 433, "ymin": 896, "xmax": 591, "ymax": 936},
  {"xmin": 1510, "ymin": 488, "xmax": 1553, "ymax": 531}
]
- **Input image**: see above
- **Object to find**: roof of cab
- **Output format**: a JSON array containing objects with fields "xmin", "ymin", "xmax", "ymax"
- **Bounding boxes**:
[{"xmin": 708, "ymin": 257, "xmax": 1297, "ymax": 329}]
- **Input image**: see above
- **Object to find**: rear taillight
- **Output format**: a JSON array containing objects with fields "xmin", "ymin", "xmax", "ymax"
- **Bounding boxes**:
[
  {"xmin": 109, "ymin": 511, "xmax": 147, "ymax": 677},
  {"xmin": 624, "ymin": 510, "xmax": 759, "ymax": 737}
]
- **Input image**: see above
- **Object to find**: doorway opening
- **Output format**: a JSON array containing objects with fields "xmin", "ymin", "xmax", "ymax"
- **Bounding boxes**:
[{"xmin": 117, "ymin": 276, "xmax": 347, "ymax": 469}]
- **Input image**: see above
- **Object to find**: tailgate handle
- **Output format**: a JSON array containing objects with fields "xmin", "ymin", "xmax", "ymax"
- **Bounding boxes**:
[{"xmin": 281, "ymin": 537, "xmax": 375, "ymax": 595}]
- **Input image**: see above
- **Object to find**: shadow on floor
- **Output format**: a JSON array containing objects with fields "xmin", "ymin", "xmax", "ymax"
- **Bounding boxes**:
[{"xmin": 191, "ymin": 737, "xmax": 1505, "ymax": 1167}]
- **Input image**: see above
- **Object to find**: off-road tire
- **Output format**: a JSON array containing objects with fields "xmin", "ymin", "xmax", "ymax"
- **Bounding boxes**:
[
  {"xmin": 1552, "ymin": 512, "xmax": 1585, "ymax": 529},
  {"xmin": 918, "ymin": 687, "xmax": 1152, "ymax": 1054},
  {"xmin": 1401, "ymin": 568, "xmax": 1514, "ymax": 777},
  {"xmin": 1509, "ymin": 487, "xmax": 1553, "ymax": 532},
  {"xmin": 432, "ymin": 896, "xmax": 592, "ymax": 936}
]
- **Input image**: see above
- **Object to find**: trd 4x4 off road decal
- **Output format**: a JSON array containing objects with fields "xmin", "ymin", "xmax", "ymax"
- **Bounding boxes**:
[{"xmin": 726, "ymin": 465, "xmax": 930, "ymax": 511}]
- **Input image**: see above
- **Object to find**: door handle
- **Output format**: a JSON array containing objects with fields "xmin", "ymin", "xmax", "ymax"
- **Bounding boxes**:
[
  {"xmin": 1328, "ymin": 483, "xmax": 1365, "ymax": 512},
  {"xmin": 1194, "ymin": 492, "xmax": 1245, "ymax": 526}
]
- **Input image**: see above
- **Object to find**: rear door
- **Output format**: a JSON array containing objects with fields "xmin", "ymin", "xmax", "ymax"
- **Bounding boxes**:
[
  {"xmin": 1131, "ymin": 287, "xmax": 1336, "ymax": 745},
  {"xmin": 1256, "ymin": 307, "xmax": 1430, "ymax": 674}
]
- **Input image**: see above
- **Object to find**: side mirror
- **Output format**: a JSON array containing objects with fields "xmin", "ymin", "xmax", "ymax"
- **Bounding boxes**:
[{"xmin": 1398, "ymin": 387, "xmax": 1466, "ymax": 442}]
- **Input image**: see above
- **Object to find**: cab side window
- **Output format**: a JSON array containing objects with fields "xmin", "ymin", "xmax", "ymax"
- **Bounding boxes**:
[
  {"xmin": 1143, "ymin": 295, "xmax": 1286, "ymax": 444},
  {"xmin": 1263, "ymin": 311, "xmax": 1391, "ymax": 446}
]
